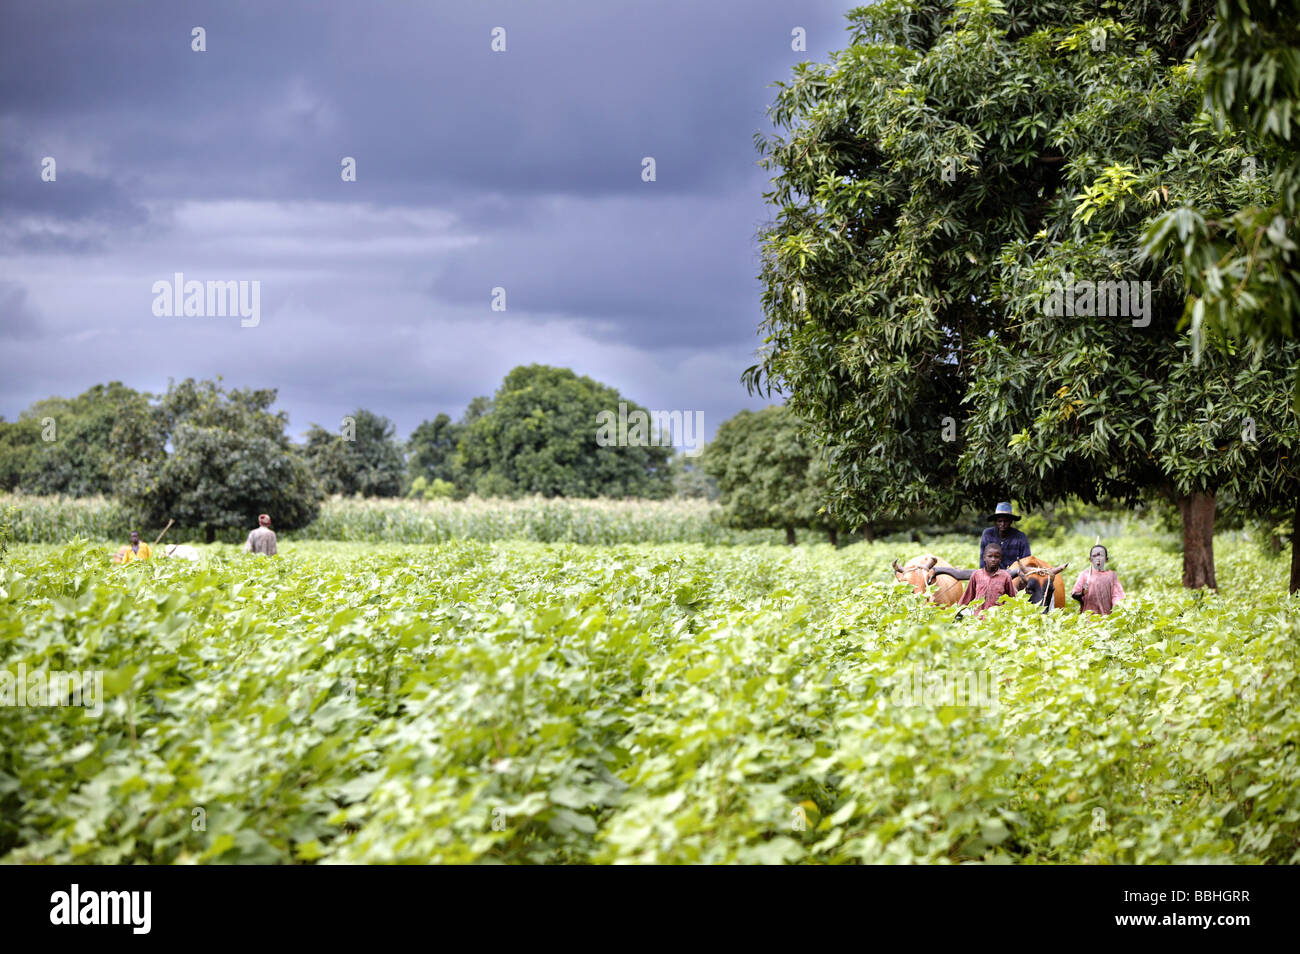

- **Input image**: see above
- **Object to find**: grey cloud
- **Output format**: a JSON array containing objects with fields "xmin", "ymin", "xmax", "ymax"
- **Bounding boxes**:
[
  {"xmin": 0, "ymin": 0, "xmax": 846, "ymax": 204},
  {"xmin": 0, "ymin": 0, "xmax": 858, "ymax": 439},
  {"xmin": 0, "ymin": 281, "xmax": 46, "ymax": 341}
]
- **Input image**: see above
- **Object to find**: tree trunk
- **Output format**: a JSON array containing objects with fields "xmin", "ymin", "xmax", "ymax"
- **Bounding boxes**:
[
  {"xmin": 1177, "ymin": 491, "xmax": 1216, "ymax": 590},
  {"xmin": 204, "ymin": 525, "xmax": 216, "ymax": 544},
  {"xmin": 785, "ymin": 526, "xmax": 797, "ymax": 546},
  {"xmin": 861, "ymin": 522, "xmax": 874, "ymax": 543},
  {"xmin": 1290, "ymin": 501, "xmax": 1300, "ymax": 594},
  {"xmin": 827, "ymin": 527, "xmax": 839, "ymax": 547}
]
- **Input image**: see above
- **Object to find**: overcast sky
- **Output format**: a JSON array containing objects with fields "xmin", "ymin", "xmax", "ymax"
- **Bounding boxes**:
[{"xmin": 0, "ymin": 0, "xmax": 862, "ymax": 442}]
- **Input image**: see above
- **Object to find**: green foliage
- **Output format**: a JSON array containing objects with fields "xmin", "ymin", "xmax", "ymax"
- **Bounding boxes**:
[
  {"xmin": 0, "ymin": 383, "xmax": 152, "ymax": 496},
  {"xmin": 461, "ymin": 395, "xmax": 493, "ymax": 426},
  {"xmin": 406, "ymin": 401, "xmax": 497, "ymax": 499},
  {"xmin": 0, "ymin": 418, "xmax": 40, "ymax": 492},
  {"xmin": 458, "ymin": 365, "xmax": 672, "ymax": 499},
  {"xmin": 111, "ymin": 379, "xmax": 322, "ymax": 541},
  {"xmin": 1013, "ymin": 496, "xmax": 1142, "ymax": 551},
  {"xmin": 0, "ymin": 504, "xmax": 14, "ymax": 565},
  {"xmin": 2, "ymin": 531, "xmax": 1296, "ymax": 863},
  {"xmin": 748, "ymin": 0, "xmax": 1217, "ymax": 521},
  {"xmin": 1144, "ymin": 0, "xmax": 1300, "ymax": 354},
  {"xmin": 304, "ymin": 408, "xmax": 405, "ymax": 498},
  {"xmin": 704, "ymin": 405, "xmax": 842, "ymax": 541},
  {"xmin": 407, "ymin": 476, "xmax": 458, "ymax": 501},
  {"xmin": 406, "ymin": 413, "xmax": 466, "ymax": 494},
  {"xmin": 670, "ymin": 455, "xmax": 719, "ymax": 501}
]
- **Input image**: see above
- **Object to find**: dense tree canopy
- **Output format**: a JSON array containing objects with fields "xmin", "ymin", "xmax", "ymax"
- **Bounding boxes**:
[
  {"xmin": 407, "ymin": 413, "xmax": 463, "ymax": 489},
  {"xmin": 703, "ymin": 405, "xmax": 844, "ymax": 544},
  {"xmin": 0, "ymin": 383, "xmax": 151, "ymax": 495},
  {"xmin": 405, "ymin": 399, "xmax": 493, "ymax": 498},
  {"xmin": 303, "ymin": 408, "xmax": 405, "ymax": 498},
  {"xmin": 1144, "ymin": 0, "xmax": 1300, "ymax": 356},
  {"xmin": 747, "ymin": 0, "xmax": 1300, "ymax": 587},
  {"xmin": 458, "ymin": 365, "xmax": 673, "ymax": 499},
  {"xmin": 670, "ymin": 455, "xmax": 720, "ymax": 501},
  {"xmin": 112, "ymin": 378, "xmax": 322, "ymax": 541}
]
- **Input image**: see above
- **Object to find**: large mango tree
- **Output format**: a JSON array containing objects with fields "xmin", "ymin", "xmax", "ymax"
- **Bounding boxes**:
[{"xmin": 748, "ymin": 0, "xmax": 1300, "ymax": 588}]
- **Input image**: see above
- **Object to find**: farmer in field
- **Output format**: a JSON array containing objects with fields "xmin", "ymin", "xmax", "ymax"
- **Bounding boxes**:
[
  {"xmin": 956, "ymin": 541, "xmax": 1017, "ymax": 618},
  {"xmin": 979, "ymin": 501, "xmax": 1031, "ymax": 567},
  {"xmin": 245, "ymin": 513, "xmax": 277, "ymax": 556},
  {"xmin": 1071, "ymin": 545, "xmax": 1126, "ymax": 615},
  {"xmin": 111, "ymin": 530, "xmax": 151, "ymax": 564}
]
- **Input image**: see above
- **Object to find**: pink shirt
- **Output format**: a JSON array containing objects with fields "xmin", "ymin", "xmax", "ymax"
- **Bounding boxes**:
[
  {"xmin": 1071, "ymin": 569, "xmax": 1125, "ymax": 615},
  {"xmin": 958, "ymin": 568, "xmax": 1017, "ymax": 617}
]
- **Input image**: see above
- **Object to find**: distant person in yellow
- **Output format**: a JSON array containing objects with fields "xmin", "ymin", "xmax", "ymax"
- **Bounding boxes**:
[
  {"xmin": 245, "ymin": 513, "xmax": 277, "ymax": 556},
  {"xmin": 112, "ymin": 530, "xmax": 151, "ymax": 564}
]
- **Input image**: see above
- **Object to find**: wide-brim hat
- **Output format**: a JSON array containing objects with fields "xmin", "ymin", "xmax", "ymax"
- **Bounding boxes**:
[{"xmin": 986, "ymin": 501, "xmax": 1020, "ymax": 522}]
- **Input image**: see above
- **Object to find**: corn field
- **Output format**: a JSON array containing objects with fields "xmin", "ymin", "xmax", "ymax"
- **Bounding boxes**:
[
  {"xmin": 0, "ymin": 495, "xmax": 130, "ymax": 544},
  {"xmin": 302, "ymin": 496, "xmax": 779, "ymax": 544},
  {"xmin": 0, "ymin": 494, "xmax": 781, "ymax": 546}
]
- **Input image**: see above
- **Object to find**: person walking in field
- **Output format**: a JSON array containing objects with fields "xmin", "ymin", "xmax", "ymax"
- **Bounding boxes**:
[
  {"xmin": 956, "ymin": 541, "xmax": 1017, "ymax": 618},
  {"xmin": 978, "ymin": 501, "xmax": 1031, "ymax": 567},
  {"xmin": 245, "ymin": 513, "xmax": 277, "ymax": 556},
  {"xmin": 112, "ymin": 530, "xmax": 152, "ymax": 564},
  {"xmin": 1071, "ymin": 545, "xmax": 1126, "ymax": 615}
]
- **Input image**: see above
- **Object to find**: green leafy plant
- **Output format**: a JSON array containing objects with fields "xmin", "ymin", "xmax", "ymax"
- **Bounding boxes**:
[
  {"xmin": 0, "ymin": 504, "xmax": 15, "ymax": 565},
  {"xmin": 1, "ymin": 527, "xmax": 1295, "ymax": 864}
]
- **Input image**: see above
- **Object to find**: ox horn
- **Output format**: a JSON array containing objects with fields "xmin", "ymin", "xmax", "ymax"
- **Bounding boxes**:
[{"xmin": 892, "ymin": 559, "xmax": 906, "ymax": 576}]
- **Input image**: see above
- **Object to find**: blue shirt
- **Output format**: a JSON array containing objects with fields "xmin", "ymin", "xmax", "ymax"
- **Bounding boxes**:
[{"xmin": 979, "ymin": 527, "xmax": 1031, "ymax": 567}]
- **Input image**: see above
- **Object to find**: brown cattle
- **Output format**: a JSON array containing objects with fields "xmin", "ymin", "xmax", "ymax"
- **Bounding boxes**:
[
  {"xmin": 899, "ymin": 554, "xmax": 1070, "ymax": 613},
  {"xmin": 1008, "ymin": 556, "xmax": 1068, "ymax": 609},
  {"xmin": 892, "ymin": 554, "xmax": 965, "ymax": 605}
]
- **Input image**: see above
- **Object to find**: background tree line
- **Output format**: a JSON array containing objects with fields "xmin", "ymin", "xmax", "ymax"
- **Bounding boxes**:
[
  {"xmin": 0, "ymin": 365, "xmax": 739, "ymax": 540},
  {"xmin": 0, "ymin": 368, "xmax": 995, "ymax": 549}
]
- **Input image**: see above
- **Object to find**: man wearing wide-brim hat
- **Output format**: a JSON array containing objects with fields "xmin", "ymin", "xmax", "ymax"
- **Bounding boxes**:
[{"xmin": 978, "ymin": 501, "xmax": 1031, "ymax": 567}]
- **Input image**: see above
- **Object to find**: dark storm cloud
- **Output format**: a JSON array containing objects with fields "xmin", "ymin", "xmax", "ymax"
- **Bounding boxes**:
[
  {"xmin": 0, "ymin": 139, "xmax": 153, "ymax": 253},
  {"xmin": 428, "ymin": 190, "xmax": 768, "ymax": 347},
  {"xmin": 0, "ymin": 0, "xmax": 838, "ymax": 204},
  {"xmin": 0, "ymin": 143, "xmax": 146, "ymax": 222},
  {"xmin": 0, "ymin": 0, "xmax": 860, "ymax": 438}
]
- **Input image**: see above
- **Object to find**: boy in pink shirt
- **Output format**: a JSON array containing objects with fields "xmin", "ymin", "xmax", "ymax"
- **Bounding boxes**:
[
  {"xmin": 957, "ymin": 542, "xmax": 1017, "ymax": 618},
  {"xmin": 1071, "ymin": 545, "xmax": 1126, "ymax": 615}
]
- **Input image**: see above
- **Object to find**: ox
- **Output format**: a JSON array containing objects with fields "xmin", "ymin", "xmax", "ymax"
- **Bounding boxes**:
[
  {"xmin": 892, "ymin": 554, "xmax": 966, "ymax": 605},
  {"xmin": 1008, "ymin": 556, "xmax": 1068, "ymax": 610},
  {"xmin": 925, "ymin": 555, "xmax": 1069, "ymax": 613},
  {"xmin": 893, "ymin": 554, "xmax": 1069, "ymax": 613}
]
